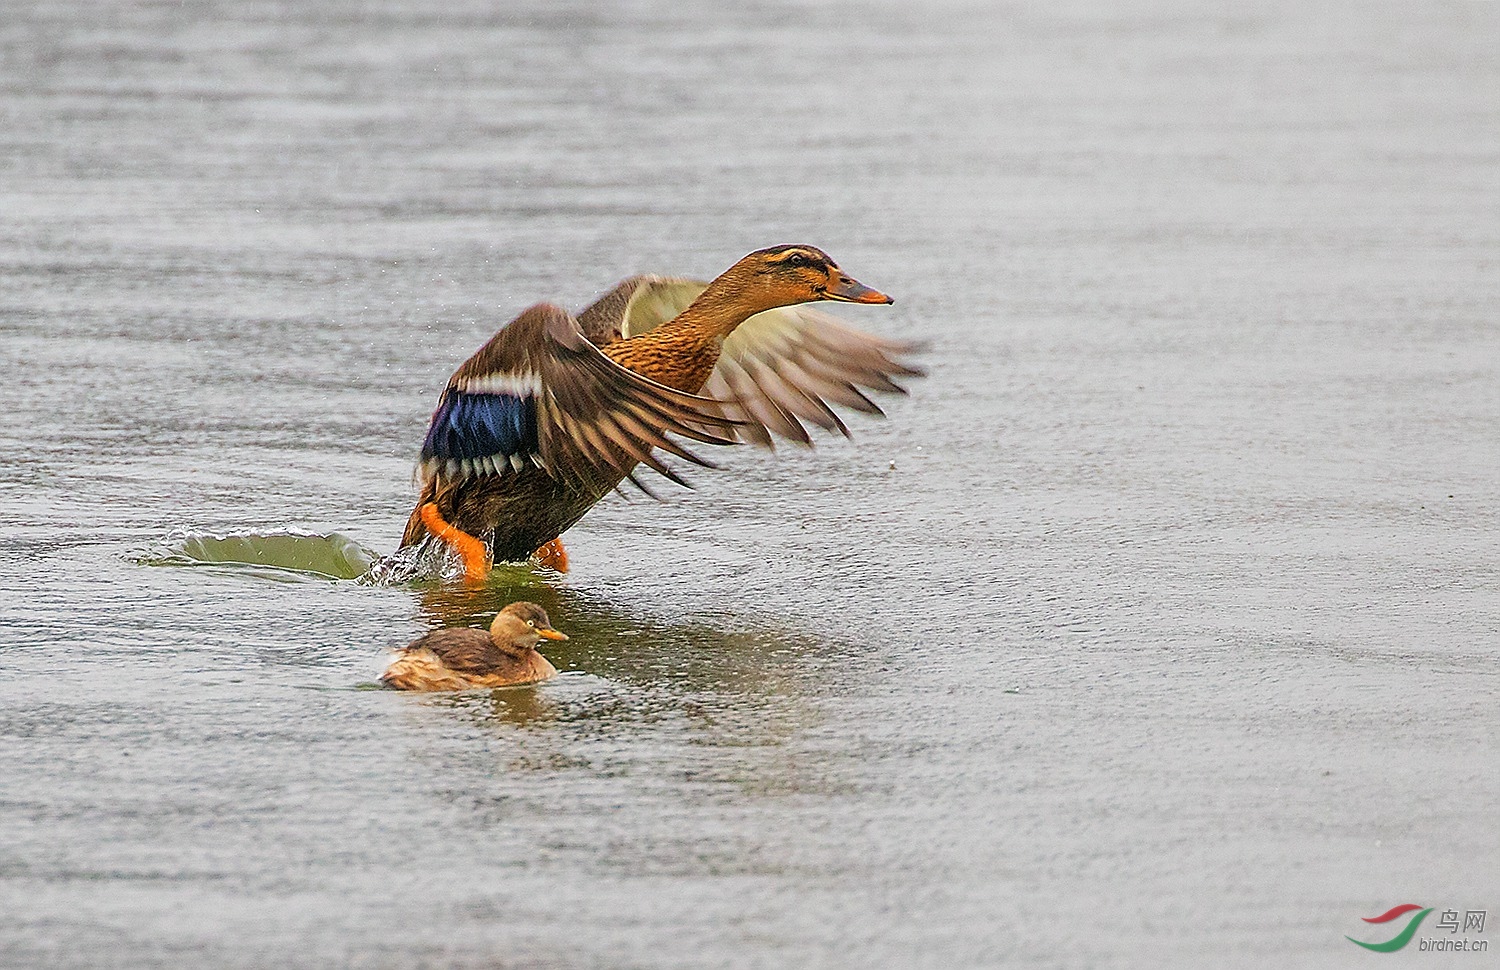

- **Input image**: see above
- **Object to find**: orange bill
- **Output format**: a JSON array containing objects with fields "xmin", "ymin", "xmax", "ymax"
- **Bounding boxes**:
[{"xmin": 824, "ymin": 274, "xmax": 893, "ymax": 305}]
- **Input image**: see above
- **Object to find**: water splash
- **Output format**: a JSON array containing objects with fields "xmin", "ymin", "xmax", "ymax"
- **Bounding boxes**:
[{"xmin": 360, "ymin": 538, "xmax": 469, "ymax": 586}]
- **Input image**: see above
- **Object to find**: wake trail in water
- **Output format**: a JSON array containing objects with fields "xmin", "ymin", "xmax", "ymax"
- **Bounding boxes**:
[{"xmin": 135, "ymin": 528, "xmax": 468, "ymax": 585}]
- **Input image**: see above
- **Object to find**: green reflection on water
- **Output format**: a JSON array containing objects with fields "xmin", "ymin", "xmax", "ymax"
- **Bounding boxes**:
[
  {"xmin": 138, "ymin": 530, "xmax": 827, "ymax": 695},
  {"xmin": 139, "ymin": 528, "xmax": 844, "ymax": 791},
  {"xmin": 410, "ymin": 577, "xmax": 822, "ymax": 699},
  {"xmin": 398, "ymin": 570, "xmax": 847, "ymax": 805}
]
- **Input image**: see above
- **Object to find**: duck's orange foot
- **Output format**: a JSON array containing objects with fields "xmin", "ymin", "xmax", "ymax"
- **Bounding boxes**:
[
  {"xmin": 419, "ymin": 502, "xmax": 491, "ymax": 584},
  {"xmin": 533, "ymin": 538, "xmax": 569, "ymax": 573}
]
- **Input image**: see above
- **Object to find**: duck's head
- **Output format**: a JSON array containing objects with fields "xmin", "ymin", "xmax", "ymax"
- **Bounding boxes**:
[
  {"xmin": 728, "ymin": 244, "xmax": 893, "ymax": 312},
  {"xmin": 489, "ymin": 601, "xmax": 569, "ymax": 654}
]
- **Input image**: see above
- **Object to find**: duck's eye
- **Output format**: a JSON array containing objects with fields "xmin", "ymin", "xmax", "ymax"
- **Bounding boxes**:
[{"xmin": 786, "ymin": 254, "xmax": 809, "ymax": 268}]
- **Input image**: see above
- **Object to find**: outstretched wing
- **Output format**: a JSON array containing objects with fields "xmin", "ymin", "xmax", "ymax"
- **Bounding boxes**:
[
  {"xmin": 419, "ymin": 303, "xmax": 737, "ymax": 490},
  {"xmin": 580, "ymin": 277, "xmax": 924, "ymax": 447}
]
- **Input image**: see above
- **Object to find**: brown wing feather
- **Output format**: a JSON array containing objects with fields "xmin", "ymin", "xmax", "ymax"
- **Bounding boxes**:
[
  {"xmin": 532, "ymin": 304, "xmax": 738, "ymax": 481},
  {"xmin": 419, "ymin": 303, "xmax": 738, "ymax": 494},
  {"xmin": 407, "ymin": 628, "xmax": 503, "ymax": 674}
]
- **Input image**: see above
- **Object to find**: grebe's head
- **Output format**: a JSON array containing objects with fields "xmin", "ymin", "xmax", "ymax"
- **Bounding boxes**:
[{"xmin": 490, "ymin": 601, "xmax": 569, "ymax": 652}]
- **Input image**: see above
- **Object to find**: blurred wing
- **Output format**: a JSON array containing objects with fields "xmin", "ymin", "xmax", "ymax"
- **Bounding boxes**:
[
  {"xmin": 419, "ymin": 303, "xmax": 737, "ymax": 490},
  {"xmin": 708, "ymin": 304, "xmax": 925, "ymax": 446},
  {"xmin": 602, "ymin": 277, "xmax": 925, "ymax": 448}
]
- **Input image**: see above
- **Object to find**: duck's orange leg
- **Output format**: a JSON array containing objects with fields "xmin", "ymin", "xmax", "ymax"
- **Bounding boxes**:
[
  {"xmin": 533, "ymin": 538, "xmax": 569, "ymax": 573},
  {"xmin": 419, "ymin": 502, "xmax": 490, "ymax": 584}
]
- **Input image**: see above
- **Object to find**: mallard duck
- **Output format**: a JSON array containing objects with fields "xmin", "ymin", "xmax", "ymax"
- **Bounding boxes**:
[
  {"xmin": 381, "ymin": 601, "xmax": 566, "ymax": 691},
  {"xmin": 400, "ymin": 244, "xmax": 921, "ymax": 581}
]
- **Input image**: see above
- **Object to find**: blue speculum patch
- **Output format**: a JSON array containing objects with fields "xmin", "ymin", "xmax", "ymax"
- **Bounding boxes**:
[{"xmin": 421, "ymin": 391, "xmax": 539, "ymax": 463}]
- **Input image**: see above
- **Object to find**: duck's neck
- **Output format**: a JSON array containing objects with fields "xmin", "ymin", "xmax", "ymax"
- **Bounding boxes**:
[
  {"xmin": 607, "ymin": 268, "xmax": 791, "ymax": 392},
  {"xmin": 655, "ymin": 267, "xmax": 781, "ymax": 347}
]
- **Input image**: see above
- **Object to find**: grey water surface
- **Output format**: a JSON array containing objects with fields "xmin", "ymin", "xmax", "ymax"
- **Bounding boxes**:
[{"xmin": 2, "ymin": 1, "xmax": 1497, "ymax": 967}]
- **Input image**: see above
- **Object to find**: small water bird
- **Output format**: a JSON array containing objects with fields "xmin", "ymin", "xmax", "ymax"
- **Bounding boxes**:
[
  {"xmin": 400, "ymin": 244, "xmax": 922, "ymax": 582},
  {"xmin": 381, "ymin": 602, "xmax": 567, "ymax": 691}
]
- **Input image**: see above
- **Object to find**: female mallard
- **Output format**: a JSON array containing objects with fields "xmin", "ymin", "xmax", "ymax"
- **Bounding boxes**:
[
  {"xmin": 382, "ymin": 601, "xmax": 567, "ymax": 691},
  {"xmin": 400, "ymin": 244, "xmax": 921, "ymax": 581}
]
